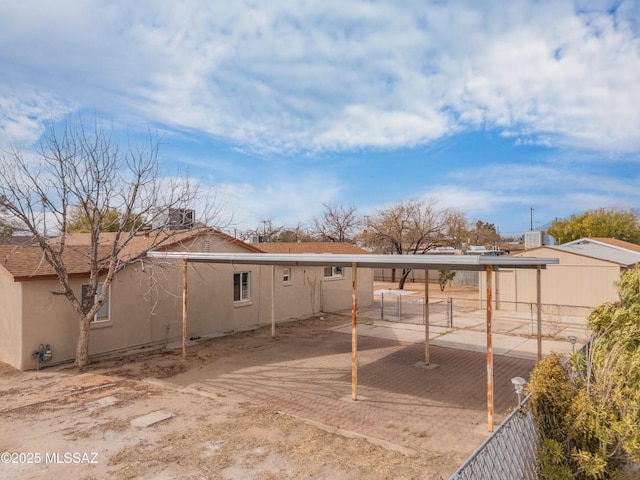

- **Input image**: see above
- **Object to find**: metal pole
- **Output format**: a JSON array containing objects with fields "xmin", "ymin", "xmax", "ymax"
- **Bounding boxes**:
[
  {"xmin": 271, "ymin": 265, "xmax": 276, "ymax": 338},
  {"xmin": 424, "ymin": 270, "xmax": 430, "ymax": 365},
  {"xmin": 486, "ymin": 265, "xmax": 494, "ymax": 432},
  {"xmin": 448, "ymin": 297, "xmax": 453, "ymax": 328},
  {"xmin": 351, "ymin": 262, "xmax": 358, "ymax": 401},
  {"xmin": 537, "ymin": 265, "xmax": 542, "ymax": 361},
  {"xmin": 381, "ymin": 292, "xmax": 384, "ymax": 321},
  {"xmin": 182, "ymin": 259, "xmax": 188, "ymax": 360}
]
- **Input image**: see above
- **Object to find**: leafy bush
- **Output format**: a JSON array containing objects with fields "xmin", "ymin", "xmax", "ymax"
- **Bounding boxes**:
[{"xmin": 529, "ymin": 265, "xmax": 640, "ymax": 479}]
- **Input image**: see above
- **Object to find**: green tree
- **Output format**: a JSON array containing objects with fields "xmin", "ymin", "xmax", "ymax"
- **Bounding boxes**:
[
  {"xmin": 438, "ymin": 270, "xmax": 456, "ymax": 292},
  {"xmin": 529, "ymin": 265, "xmax": 640, "ymax": 479},
  {"xmin": 547, "ymin": 208, "xmax": 640, "ymax": 245},
  {"xmin": 468, "ymin": 220, "xmax": 501, "ymax": 246},
  {"xmin": 0, "ymin": 218, "xmax": 14, "ymax": 236},
  {"xmin": 66, "ymin": 206, "xmax": 145, "ymax": 233}
]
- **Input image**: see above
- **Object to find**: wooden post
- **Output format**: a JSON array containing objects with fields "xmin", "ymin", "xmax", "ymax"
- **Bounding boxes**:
[
  {"xmin": 271, "ymin": 265, "xmax": 276, "ymax": 338},
  {"xmin": 537, "ymin": 265, "xmax": 542, "ymax": 361},
  {"xmin": 352, "ymin": 262, "xmax": 358, "ymax": 401},
  {"xmin": 486, "ymin": 265, "xmax": 494, "ymax": 432},
  {"xmin": 424, "ymin": 269, "xmax": 430, "ymax": 365},
  {"xmin": 182, "ymin": 259, "xmax": 188, "ymax": 360}
]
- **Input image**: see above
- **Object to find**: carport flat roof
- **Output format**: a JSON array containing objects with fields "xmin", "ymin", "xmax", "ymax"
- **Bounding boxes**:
[{"xmin": 147, "ymin": 252, "xmax": 559, "ymax": 270}]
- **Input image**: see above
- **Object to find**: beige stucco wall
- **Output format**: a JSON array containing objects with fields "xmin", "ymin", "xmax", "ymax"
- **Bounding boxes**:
[
  {"xmin": 479, "ymin": 247, "xmax": 622, "ymax": 316},
  {"xmin": 0, "ymin": 272, "xmax": 23, "ymax": 368},
  {"xmin": 2, "ymin": 233, "xmax": 375, "ymax": 370},
  {"xmin": 153, "ymin": 262, "xmax": 374, "ymax": 340},
  {"xmin": 321, "ymin": 267, "xmax": 374, "ymax": 313},
  {"xmin": 20, "ymin": 278, "xmax": 79, "ymax": 369}
]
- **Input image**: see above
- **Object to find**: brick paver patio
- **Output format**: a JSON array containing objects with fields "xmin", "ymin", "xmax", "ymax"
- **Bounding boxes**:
[{"xmin": 170, "ymin": 328, "xmax": 536, "ymax": 467}]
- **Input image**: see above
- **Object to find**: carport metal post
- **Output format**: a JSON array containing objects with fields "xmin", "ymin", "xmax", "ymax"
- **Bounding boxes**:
[
  {"xmin": 424, "ymin": 269, "xmax": 430, "ymax": 365},
  {"xmin": 352, "ymin": 262, "xmax": 358, "ymax": 401},
  {"xmin": 486, "ymin": 265, "xmax": 494, "ymax": 432},
  {"xmin": 537, "ymin": 265, "xmax": 542, "ymax": 361},
  {"xmin": 271, "ymin": 265, "xmax": 276, "ymax": 338},
  {"xmin": 182, "ymin": 259, "xmax": 188, "ymax": 359}
]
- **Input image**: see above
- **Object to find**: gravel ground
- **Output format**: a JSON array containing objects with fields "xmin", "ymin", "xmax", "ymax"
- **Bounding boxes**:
[{"xmin": 0, "ymin": 313, "xmax": 466, "ymax": 480}]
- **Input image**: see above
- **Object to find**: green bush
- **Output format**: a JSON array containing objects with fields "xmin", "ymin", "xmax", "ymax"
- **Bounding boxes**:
[{"xmin": 529, "ymin": 265, "xmax": 640, "ymax": 479}]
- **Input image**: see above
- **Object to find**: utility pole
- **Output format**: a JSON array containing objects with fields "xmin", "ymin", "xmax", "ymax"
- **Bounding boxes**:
[{"xmin": 530, "ymin": 207, "xmax": 534, "ymax": 231}]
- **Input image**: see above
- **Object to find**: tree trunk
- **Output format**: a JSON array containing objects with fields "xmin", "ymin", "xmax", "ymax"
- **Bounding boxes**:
[
  {"xmin": 398, "ymin": 269, "xmax": 412, "ymax": 290},
  {"xmin": 75, "ymin": 314, "xmax": 92, "ymax": 370}
]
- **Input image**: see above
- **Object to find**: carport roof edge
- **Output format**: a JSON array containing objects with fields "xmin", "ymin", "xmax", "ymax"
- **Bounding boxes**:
[{"xmin": 146, "ymin": 251, "xmax": 559, "ymax": 271}]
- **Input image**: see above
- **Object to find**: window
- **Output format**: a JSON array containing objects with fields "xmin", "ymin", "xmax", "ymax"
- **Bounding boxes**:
[
  {"xmin": 234, "ymin": 272, "xmax": 251, "ymax": 302},
  {"xmin": 82, "ymin": 283, "xmax": 110, "ymax": 322},
  {"xmin": 282, "ymin": 268, "xmax": 291, "ymax": 284},
  {"xmin": 324, "ymin": 266, "xmax": 344, "ymax": 278}
]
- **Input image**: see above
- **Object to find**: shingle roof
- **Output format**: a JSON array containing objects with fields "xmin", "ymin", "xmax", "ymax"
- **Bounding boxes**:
[
  {"xmin": 0, "ymin": 228, "xmax": 260, "ymax": 281},
  {"xmin": 0, "ymin": 244, "xmax": 100, "ymax": 280},
  {"xmin": 255, "ymin": 242, "xmax": 371, "ymax": 255}
]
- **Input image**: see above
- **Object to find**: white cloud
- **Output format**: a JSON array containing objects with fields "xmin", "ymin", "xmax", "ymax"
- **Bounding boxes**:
[
  {"xmin": 219, "ymin": 171, "xmax": 343, "ymax": 231},
  {"xmin": 1, "ymin": 1, "xmax": 640, "ymax": 154},
  {"xmin": 418, "ymin": 159, "xmax": 640, "ymax": 234}
]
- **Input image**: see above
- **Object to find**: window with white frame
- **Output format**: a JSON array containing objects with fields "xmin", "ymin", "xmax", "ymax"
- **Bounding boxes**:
[
  {"xmin": 282, "ymin": 268, "xmax": 291, "ymax": 284},
  {"xmin": 81, "ymin": 283, "xmax": 110, "ymax": 322},
  {"xmin": 233, "ymin": 272, "xmax": 251, "ymax": 302},
  {"xmin": 324, "ymin": 266, "xmax": 344, "ymax": 278}
]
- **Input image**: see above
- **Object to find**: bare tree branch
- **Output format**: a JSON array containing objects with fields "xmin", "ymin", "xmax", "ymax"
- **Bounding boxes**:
[
  {"xmin": 310, "ymin": 202, "xmax": 359, "ymax": 242},
  {"xmin": 360, "ymin": 199, "xmax": 454, "ymax": 289}
]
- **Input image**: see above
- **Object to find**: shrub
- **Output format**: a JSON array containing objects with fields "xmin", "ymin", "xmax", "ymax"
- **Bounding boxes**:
[{"xmin": 529, "ymin": 265, "xmax": 640, "ymax": 479}]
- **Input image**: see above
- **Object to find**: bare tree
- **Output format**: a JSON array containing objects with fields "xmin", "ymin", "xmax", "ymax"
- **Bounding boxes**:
[
  {"xmin": 311, "ymin": 202, "xmax": 359, "ymax": 242},
  {"xmin": 278, "ymin": 223, "xmax": 311, "ymax": 242},
  {"xmin": 0, "ymin": 117, "xmax": 225, "ymax": 369},
  {"xmin": 361, "ymin": 199, "xmax": 453, "ymax": 289},
  {"xmin": 240, "ymin": 218, "xmax": 285, "ymax": 243}
]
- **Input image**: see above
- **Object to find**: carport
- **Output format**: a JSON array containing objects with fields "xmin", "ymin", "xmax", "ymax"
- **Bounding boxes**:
[{"xmin": 147, "ymin": 251, "xmax": 558, "ymax": 431}]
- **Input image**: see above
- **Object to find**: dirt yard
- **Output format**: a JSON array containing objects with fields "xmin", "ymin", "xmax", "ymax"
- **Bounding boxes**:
[{"xmin": 0, "ymin": 303, "xmax": 508, "ymax": 480}]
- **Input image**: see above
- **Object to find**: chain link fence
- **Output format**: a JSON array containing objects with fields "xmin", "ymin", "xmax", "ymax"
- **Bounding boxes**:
[
  {"xmin": 449, "ymin": 395, "xmax": 539, "ymax": 480},
  {"xmin": 377, "ymin": 292, "xmax": 590, "ymax": 335},
  {"xmin": 379, "ymin": 292, "xmax": 478, "ymax": 326}
]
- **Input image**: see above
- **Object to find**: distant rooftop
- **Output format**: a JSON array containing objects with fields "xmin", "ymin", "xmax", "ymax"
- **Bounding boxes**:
[{"xmin": 557, "ymin": 238, "xmax": 640, "ymax": 266}]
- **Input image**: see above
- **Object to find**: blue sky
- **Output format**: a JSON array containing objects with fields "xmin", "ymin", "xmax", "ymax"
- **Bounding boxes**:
[{"xmin": 1, "ymin": 0, "xmax": 639, "ymax": 238}]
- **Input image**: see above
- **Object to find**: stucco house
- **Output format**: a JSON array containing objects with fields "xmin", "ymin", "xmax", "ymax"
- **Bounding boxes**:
[
  {"xmin": 0, "ymin": 230, "xmax": 373, "ymax": 370},
  {"xmin": 481, "ymin": 237, "xmax": 640, "ymax": 316}
]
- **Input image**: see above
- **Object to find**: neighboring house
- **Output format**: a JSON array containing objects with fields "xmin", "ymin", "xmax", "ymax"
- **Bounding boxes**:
[
  {"xmin": 0, "ymin": 233, "xmax": 373, "ymax": 370},
  {"xmin": 481, "ymin": 238, "xmax": 640, "ymax": 316}
]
